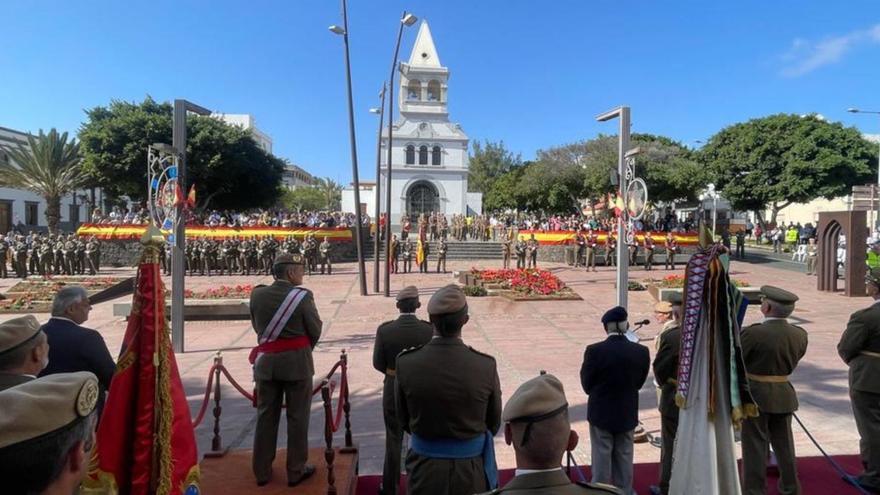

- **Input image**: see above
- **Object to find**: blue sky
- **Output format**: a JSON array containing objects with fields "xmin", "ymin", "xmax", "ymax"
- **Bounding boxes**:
[{"xmin": 2, "ymin": 1, "xmax": 879, "ymax": 184}]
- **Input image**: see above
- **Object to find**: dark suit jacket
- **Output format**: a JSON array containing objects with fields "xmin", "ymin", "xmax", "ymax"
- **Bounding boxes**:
[
  {"xmin": 40, "ymin": 317, "xmax": 115, "ymax": 393},
  {"xmin": 372, "ymin": 314, "xmax": 433, "ymax": 374},
  {"xmin": 839, "ymin": 303, "xmax": 880, "ymax": 394},
  {"xmin": 580, "ymin": 334, "xmax": 650, "ymax": 434},
  {"xmin": 40, "ymin": 317, "xmax": 116, "ymax": 414},
  {"xmin": 250, "ymin": 280, "xmax": 323, "ymax": 382},
  {"xmin": 396, "ymin": 337, "xmax": 502, "ymax": 439}
]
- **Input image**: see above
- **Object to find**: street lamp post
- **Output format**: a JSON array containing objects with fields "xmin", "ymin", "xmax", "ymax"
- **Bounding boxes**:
[
  {"xmin": 370, "ymin": 84, "xmax": 387, "ymax": 294},
  {"xmin": 699, "ymin": 183, "xmax": 718, "ymax": 238},
  {"xmin": 596, "ymin": 106, "xmax": 631, "ymax": 309},
  {"xmin": 330, "ymin": 0, "xmax": 367, "ymax": 296},
  {"xmin": 384, "ymin": 11, "xmax": 418, "ymax": 297},
  {"xmin": 848, "ymin": 108, "xmax": 880, "ymax": 229},
  {"xmin": 171, "ymin": 99, "xmax": 211, "ymax": 353}
]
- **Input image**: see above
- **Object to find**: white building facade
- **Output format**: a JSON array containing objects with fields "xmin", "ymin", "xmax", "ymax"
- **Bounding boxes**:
[
  {"xmin": 0, "ymin": 126, "xmax": 90, "ymax": 233},
  {"xmin": 211, "ymin": 113, "xmax": 273, "ymax": 154},
  {"xmin": 343, "ymin": 21, "xmax": 481, "ymax": 224}
]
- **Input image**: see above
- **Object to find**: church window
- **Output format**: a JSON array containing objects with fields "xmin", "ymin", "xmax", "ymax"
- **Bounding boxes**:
[
  {"xmin": 407, "ymin": 80, "xmax": 421, "ymax": 101},
  {"xmin": 427, "ymin": 80, "xmax": 441, "ymax": 101},
  {"xmin": 418, "ymin": 145, "xmax": 428, "ymax": 165},
  {"xmin": 432, "ymin": 146, "xmax": 441, "ymax": 165},
  {"xmin": 405, "ymin": 145, "xmax": 415, "ymax": 165}
]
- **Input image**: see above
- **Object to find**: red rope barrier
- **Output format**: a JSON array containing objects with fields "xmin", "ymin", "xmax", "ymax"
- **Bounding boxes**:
[{"xmin": 190, "ymin": 357, "xmax": 350, "ymax": 431}]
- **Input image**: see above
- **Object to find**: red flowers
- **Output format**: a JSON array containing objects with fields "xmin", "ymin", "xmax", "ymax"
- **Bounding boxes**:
[
  {"xmin": 472, "ymin": 268, "xmax": 566, "ymax": 296},
  {"xmin": 186, "ymin": 284, "xmax": 254, "ymax": 299}
]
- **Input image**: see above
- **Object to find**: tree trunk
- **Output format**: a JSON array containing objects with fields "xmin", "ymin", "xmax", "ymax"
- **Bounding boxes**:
[{"xmin": 45, "ymin": 194, "xmax": 61, "ymax": 235}]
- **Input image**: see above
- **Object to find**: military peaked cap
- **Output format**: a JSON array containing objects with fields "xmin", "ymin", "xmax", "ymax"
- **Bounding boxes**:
[
  {"xmin": 760, "ymin": 285, "xmax": 798, "ymax": 304},
  {"xmin": 601, "ymin": 306, "xmax": 628, "ymax": 324},
  {"xmin": 0, "ymin": 372, "xmax": 99, "ymax": 449},
  {"xmin": 428, "ymin": 284, "xmax": 467, "ymax": 315},
  {"xmin": 396, "ymin": 285, "xmax": 420, "ymax": 301},
  {"xmin": 273, "ymin": 253, "xmax": 304, "ymax": 266}
]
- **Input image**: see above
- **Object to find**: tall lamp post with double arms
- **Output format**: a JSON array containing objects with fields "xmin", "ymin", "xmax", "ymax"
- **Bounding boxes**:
[{"xmin": 383, "ymin": 11, "xmax": 418, "ymax": 297}]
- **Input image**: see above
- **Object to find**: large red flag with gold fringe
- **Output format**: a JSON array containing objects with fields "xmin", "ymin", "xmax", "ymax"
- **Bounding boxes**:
[{"xmin": 82, "ymin": 226, "xmax": 200, "ymax": 495}]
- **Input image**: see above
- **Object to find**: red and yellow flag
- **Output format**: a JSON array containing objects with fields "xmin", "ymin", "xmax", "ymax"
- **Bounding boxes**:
[
  {"xmin": 416, "ymin": 239, "xmax": 426, "ymax": 266},
  {"xmin": 186, "ymin": 184, "xmax": 197, "ymax": 209},
  {"xmin": 83, "ymin": 231, "xmax": 200, "ymax": 495}
]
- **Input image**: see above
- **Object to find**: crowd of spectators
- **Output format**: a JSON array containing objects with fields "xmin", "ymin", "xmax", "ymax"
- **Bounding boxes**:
[
  {"xmin": 485, "ymin": 211, "xmax": 698, "ymax": 233},
  {"xmin": 89, "ymin": 207, "xmax": 363, "ymax": 229}
]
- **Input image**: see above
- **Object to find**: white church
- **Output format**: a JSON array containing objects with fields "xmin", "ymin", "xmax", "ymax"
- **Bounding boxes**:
[{"xmin": 342, "ymin": 21, "xmax": 481, "ymax": 224}]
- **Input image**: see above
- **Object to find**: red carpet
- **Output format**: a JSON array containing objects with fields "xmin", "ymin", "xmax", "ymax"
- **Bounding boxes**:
[{"xmin": 356, "ymin": 455, "xmax": 867, "ymax": 494}]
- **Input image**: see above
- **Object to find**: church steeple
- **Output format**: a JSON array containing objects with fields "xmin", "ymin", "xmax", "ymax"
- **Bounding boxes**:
[
  {"xmin": 399, "ymin": 20, "xmax": 449, "ymax": 117},
  {"xmin": 408, "ymin": 21, "xmax": 441, "ymax": 68}
]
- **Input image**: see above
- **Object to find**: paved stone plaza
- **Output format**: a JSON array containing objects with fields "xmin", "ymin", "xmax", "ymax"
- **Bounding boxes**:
[{"xmin": 0, "ymin": 258, "xmax": 865, "ymax": 475}]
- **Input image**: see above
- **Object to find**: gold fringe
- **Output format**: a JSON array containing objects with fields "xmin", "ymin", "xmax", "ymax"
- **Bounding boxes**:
[
  {"xmin": 179, "ymin": 465, "xmax": 201, "ymax": 494},
  {"xmin": 79, "ymin": 468, "xmax": 119, "ymax": 494},
  {"xmin": 155, "ymin": 319, "xmax": 175, "ymax": 494},
  {"xmin": 731, "ymin": 403, "xmax": 760, "ymax": 430},
  {"xmin": 115, "ymin": 349, "xmax": 136, "ymax": 373}
]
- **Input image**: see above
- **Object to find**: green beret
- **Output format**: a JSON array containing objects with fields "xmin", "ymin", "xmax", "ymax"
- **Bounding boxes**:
[
  {"xmin": 0, "ymin": 315, "xmax": 42, "ymax": 356},
  {"xmin": 427, "ymin": 284, "xmax": 467, "ymax": 316},
  {"xmin": 760, "ymin": 285, "xmax": 798, "ymax": 304},
  {"xmin": 396, "ymin": 285, "xmax": 420, "ymax": 301},
  {"xmin": 273, "ymin": 253, "xmax": 304, "ymax": 267},
  {"xmin": 0, "ymin": 372, "xmax": 99, "ymax": 449},
  {"xmin": 503, "ymin": 373, "xmax": 568, "ymax": 423}
]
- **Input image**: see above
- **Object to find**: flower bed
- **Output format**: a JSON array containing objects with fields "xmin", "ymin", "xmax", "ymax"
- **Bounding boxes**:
[
  {"xmin": 8, "ymin": 276, "xmax": 127, "ymax": 295},
  {"xmin": 183, "ymin": 285, "xmax": 254, "ymax": 300},
  {"xmin": 644, "ymin": 274, "xmax": 750, "ymax": 289},
  {"xmin": 470, "ymin": 268, "xmax": 582, "ymax": 300},
  {"xmin": 0, "ymin": 296, "xmax": 51, "ymax": 313}
]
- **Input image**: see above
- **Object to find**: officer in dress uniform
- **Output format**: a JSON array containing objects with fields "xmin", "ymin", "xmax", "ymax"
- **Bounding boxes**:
[
  {"xmin": 650, "ymin": 294, "xmax": 683, "ymax": 495},
  {"xmin": 0, "ymin": 372, "xmax": 100, "ymax": 495},
  {"xmin": 249, "ymin": 253, "xmax": 323, "ymax": 487},
  {"xmin": 605, "ymin": 232, "xmax": 617, "ymax": 267},
  {"xmin": 0, "ymin": 315, "xmax": 49, "ymax": 391},
  {"xmin": 627, "ymin": 236, "xmax": 638, "ymax": 267},
  {"xmin": 574, "ymin": 231, "xmax": 586, "ymax": 268},
  {"xmin": 643, "ymin": 232, "xmax": 656, "ymax": 271},
  {"xmin": 502, "ymin": 232, "xmax": 513, "ymax": 269},
  {"xmin": 372, "ymin": 286, "xmax": 434, "ymax": 495},
  {"xmin": 839, "ymin": 268, "xmax": 880, "ymax": 493},
  {"xmin": 396, "ymin": 284, "xmax": 503, "ymax": 494},
  {"xmin": 664, "ymin": 233, "xmax": 677, "ymax": 270},
  {"xmin": 741, "ymin": 286, "xmax": 808, "ymax": 495},
  {"xmin": 479, "ymin": 374, "xmax": 622, "ymax": 495},
  {"xmin": 402, "ymin": 238, "xmax": 414, "ymax": 274},
  {"xmin": 319, "ymin": 236, "xmax": 332, "ymax": 275},
  {"xmin": 527, "ymin": 234, "xmax": 539, "ymax": 268},
  {"xmin": 390, "ymin": 234, "xmax": 400, "ymax": 274},
  {"xmin": 515, "ymin": 237, "xmax": 527, "ymax": 269},
  {"xmin": 585, "ymin": 229, "xmax": 598, "ymax": 272},
  {"xmin": 437, "ymin": 238, "xmax": 448, "ymax": 273}
]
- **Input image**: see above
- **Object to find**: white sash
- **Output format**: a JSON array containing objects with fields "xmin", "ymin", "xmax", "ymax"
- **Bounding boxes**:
[{"xmin": 259, "ymin": 287, "xmax": 308, "ymax": 344}]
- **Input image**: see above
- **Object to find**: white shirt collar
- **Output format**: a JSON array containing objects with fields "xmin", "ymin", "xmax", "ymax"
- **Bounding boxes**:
[
  {"xmin": 514, "ymin": 467, "xmax": 564, "ymax": 477},
  {"xmin": 49, "ymin": 316, "xmax": 79, "ymax": 325},
  {"xmin": 399, "ymin": 312, "xmax": 417, "ymax": 316},
  {"xmin": 761, "ymin": 317, "xmax": 788, "ymax": 323}
]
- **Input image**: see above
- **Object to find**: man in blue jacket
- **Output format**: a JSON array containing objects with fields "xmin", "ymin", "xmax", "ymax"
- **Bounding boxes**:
[{"xmin": 580, "ymin": 306, "xmax": 650, "ymax": 495}]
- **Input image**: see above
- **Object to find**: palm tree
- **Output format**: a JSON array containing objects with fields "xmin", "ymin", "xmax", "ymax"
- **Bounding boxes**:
[
  {"xmin": 318, "ymin": 177, "xmax": 343, "ymax": 211},
  {"xmin": 0, "ymin": 128, "xmax": 87, "ymax": 234}
]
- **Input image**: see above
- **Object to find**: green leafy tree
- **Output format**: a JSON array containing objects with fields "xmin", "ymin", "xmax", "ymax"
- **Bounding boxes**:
[
  {"xmin": 699, "ymin": 114, "xmax": 877, "ymax": 225},
  {"xmin": 483, "ymin": 165, "xmax": 525, "ymax": 211},
  {"xmin": 79, "ymin": 96, "xmax": 284, "ymax": 209},
  {"xmin": 468, "ymin": 140, "xmax": 522, "ymax": 193},
  {"xmin": 280, "ymin": 186, "xmax": 325, "ymax": 211},
  {"xmin": 0, "ymin": 129, "xmax": 88, "ymax": 233}
]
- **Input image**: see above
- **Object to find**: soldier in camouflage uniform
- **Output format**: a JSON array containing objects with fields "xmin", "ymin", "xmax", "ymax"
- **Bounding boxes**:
[
  {"xmin": 203, "ymin": 238, "xmax": 218, "ymax": 276},
  {"xmin": 319, "ymin": 236, "xmax": 332, "ymax": 275},
  {"xmin": 63, "ymin": 235, "xmax": 77, "ymax": 276},
  {"xmin": 27, "ymin": 237, "xmax": 41, "ymax": 276},
  {"xmin": 436, "ymin": 238, "xmax": 448, "ymax": 273},
  {"xmin": 15, "ymin": 236, "xmax": 29, "ymax": 278},
  {"xmin": 0, "ymin": 234, "xmax": 9, "ymax": 278},
  {"xmin": 85, "ymin": 236, "xmax": 100, "ymax": 275},
  {"xmin": 53, "ymin": 237, "xmax": 65, "ymax": 275},
  {"xmin": 302, "ymin": 234, "xmax": 317, "ymax": 276},
  {"xmin": 39, "ymin": 237, "xmax": 55, "ymax": 277},
  {"xmin": 402, "ymin": 238, "xmax": 413, "ymax": 274}
]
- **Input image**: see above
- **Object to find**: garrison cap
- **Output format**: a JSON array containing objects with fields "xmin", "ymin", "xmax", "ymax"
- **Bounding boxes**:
[
  {"xmin": 601, "ymin": 306, "xmax": 628, "ymax": 325},
  {"xmin": 503, "ymin": 373, "xmax": 568, "ymax": 423},
  {"xmin": 0, "ymin": 372, "xmax": 99, "ymax": 449},
  {"xmin": 427, "ymin": 284, "xmax": 467, "ymax": 315},
  {"xmin": 396, "ymin": 285, "xmax": 420, "ymax": 301},
  {"xmin": 273, "ymin": 253, "xmax": 304, "ymax": 267},
  {"xmin": 759, "ymin": 286, "xmax": 798, "ymax": 304},
  {"xmin": 0, "ymin": 315, "xmax": 42, "ymax": 356},
  {"xmin": 868, "ymin": 268, "xmax": 880, "ymax": 286},
  {"xmin": 654, "ymin": 301, "xmax": 673, "ymax": 314}
]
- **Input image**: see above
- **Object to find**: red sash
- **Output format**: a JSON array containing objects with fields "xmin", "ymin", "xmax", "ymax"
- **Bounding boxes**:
[{"xmin": 248, "ymin": 335, "xmax": 310, "ymax": 365}]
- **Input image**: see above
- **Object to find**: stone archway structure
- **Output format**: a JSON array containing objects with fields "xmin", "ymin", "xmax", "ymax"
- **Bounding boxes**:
[{"xmin": 817, "ymin": 210, "xmax": 867, "ymax": 297}]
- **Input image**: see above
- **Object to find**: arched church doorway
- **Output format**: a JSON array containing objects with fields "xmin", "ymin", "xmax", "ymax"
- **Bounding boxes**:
[{"xmin": 406, "ymin": 180, "xmax": 440, "ymax": 220}]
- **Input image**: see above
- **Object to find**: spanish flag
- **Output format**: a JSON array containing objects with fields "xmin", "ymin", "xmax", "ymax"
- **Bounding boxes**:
[
  {"xmin": 82, "ymin": 226, "xmax": 200, "ymax": 495},
  {"xmin": 416, "ymin": 238, "xmax": 426, "ymax": 266},
  {"xmin": 186, "ymin": 184, "xmax": 197, "ymax": 208}
]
